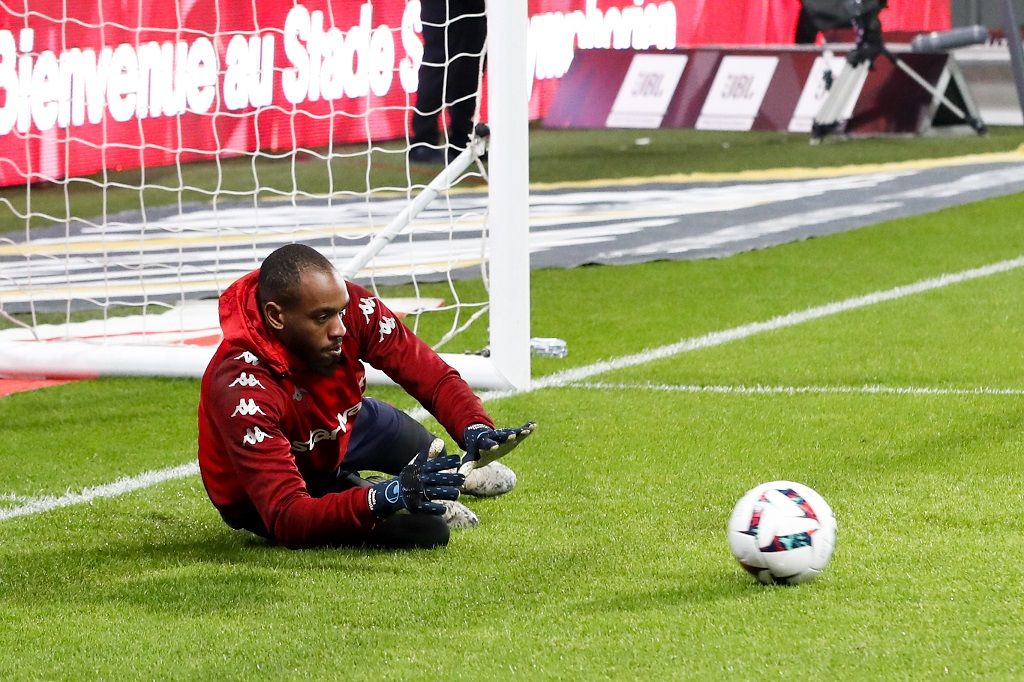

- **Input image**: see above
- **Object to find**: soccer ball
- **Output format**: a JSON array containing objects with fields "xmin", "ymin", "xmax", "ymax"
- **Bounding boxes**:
[{"xmin": 727, "ymin": 481, "xmax": 837, "ymax": 585}]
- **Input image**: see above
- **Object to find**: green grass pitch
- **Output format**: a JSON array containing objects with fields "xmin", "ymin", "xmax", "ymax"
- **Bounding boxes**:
[{"xmin": 2, "ymin": 133, "xmax": 1024, "ymax": 678}]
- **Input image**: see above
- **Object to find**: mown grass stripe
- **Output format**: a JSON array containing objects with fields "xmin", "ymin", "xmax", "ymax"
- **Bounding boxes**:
[
  {"xmin": 568, "ymin": 381, "xmax": 1024, "ymax": 397},
  {"xmin": 7, "ymin": 252, "xmax": 1024, "ymax": 523},
  {"xmin": 472, "ymin": 253, "xmax": 1024, "ymax": 404}
]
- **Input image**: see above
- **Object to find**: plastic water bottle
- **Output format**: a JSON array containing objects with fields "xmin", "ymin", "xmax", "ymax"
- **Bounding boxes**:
[{"xmin": 530, "ymin": 337, "xmax": 568, "ymax": 358}]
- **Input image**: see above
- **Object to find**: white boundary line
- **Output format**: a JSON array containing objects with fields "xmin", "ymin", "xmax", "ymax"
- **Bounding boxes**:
[
  {"xmin": 0, "ymin": 462, "xmax": 198, "ymax": 523},
  {"xmin": 4, "ymin": 253, "xmax": 1024, "ymax": 523},
  {"xmin": 567, "ymin": 381, "xmax": 1024, "ymax": 397}
]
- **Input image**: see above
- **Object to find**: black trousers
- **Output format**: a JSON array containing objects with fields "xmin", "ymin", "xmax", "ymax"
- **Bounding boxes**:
[{"xmin": 411, "ymin": 0, "xmax": 487, "ymax": 148}]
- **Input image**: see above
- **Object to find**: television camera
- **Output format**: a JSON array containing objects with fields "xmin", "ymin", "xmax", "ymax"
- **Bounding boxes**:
[{"xmin": 802, "ymin": 0, "xmax": 986, "ymax": 140}]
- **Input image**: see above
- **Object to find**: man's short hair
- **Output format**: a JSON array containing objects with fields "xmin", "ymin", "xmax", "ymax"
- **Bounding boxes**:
[{"xmin": 257, "ymin": 243, "xmax": 335, "ymax": 309}]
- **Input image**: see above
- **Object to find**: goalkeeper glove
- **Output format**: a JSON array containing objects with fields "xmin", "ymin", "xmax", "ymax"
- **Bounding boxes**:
[
  {"xmin": 461, "ymin": 421, "xmax": 536, "ymax": 469},
  {"xmin": 366, "ymin": 439, "xmax": 464, "ymax": 517}
]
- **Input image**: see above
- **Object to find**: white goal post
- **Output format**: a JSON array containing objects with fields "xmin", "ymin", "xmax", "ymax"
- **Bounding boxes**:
[{"xmin": 0, "ymin": 0, "xmax": 531, "ymax": 391}]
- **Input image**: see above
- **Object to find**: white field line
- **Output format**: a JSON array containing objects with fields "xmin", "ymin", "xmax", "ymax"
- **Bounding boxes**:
[
  {"xmin": 4, "ymin": 253, "xmax": 1024, "ymax": 523},
  {"xmin": 567, "ymin": 381, "xmax": 1024, "ymax": 397},
  {"xmin": 468, "ymin": 253, "xmax": 1024, "ymax": 404},
  {"xmin": 0, "ymin": 462, "xmax": 198, "ymax": 523}
]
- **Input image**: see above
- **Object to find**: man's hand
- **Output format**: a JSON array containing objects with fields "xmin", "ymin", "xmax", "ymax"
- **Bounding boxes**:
[
  {"xmin": 461, "ymin": 421, "xmax": 536, "ymax": 469},
  {"xmin": 367, "ymin": 439, "xmax": 465, "ymax": 517}
]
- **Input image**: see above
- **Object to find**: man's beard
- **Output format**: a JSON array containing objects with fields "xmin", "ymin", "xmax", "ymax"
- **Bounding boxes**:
[{"xmin": 304, "ymin": 348, "xmax": 341, "ymax": 375}]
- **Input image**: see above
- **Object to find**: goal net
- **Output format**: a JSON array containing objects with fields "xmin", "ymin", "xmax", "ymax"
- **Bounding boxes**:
[{"xmin": 0, "ymin": 0, "xmax": 530, "ymax": 390}]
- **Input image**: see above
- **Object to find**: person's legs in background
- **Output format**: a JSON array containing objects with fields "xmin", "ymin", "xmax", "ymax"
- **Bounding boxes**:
[{"xmin": 409, "ymin": 0, "xmax": 486, "ymax": 164}]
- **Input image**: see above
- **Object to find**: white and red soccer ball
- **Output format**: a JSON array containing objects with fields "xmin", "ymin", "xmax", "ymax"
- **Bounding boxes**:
[{"xmin": 727, "ymin": 481, "xmax": 837, "ymax": 585}]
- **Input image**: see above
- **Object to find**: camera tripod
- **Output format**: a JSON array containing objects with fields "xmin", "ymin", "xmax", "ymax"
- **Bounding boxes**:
[{"xmin": 810, "ymin": 17, "xmax": 987, "ymax": 141}]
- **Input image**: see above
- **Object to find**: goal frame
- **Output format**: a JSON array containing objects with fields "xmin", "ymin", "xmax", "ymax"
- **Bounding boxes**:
[{"xmin": 0, "ymin": 0, "xmax": 531, "ymax": 391}]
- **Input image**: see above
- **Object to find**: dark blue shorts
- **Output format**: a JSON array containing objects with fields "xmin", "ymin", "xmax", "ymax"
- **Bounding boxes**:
[{"xmin": 342, "ymin": 398, "xmax": 441, "ymax": 475}]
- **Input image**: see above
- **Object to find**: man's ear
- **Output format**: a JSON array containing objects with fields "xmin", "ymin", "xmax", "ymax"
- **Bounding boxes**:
[{"xmin": 263, "ymin": 301, "xmax": 286, "ymax": 331}]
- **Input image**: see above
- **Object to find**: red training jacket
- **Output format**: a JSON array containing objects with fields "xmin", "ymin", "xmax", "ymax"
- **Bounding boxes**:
[{"xmin": 197, "ymin": 270, "xmax": 493, "ymax": 548}]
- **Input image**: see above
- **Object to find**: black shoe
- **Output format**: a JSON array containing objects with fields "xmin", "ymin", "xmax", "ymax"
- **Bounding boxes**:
[{"xmin": 408, "ymin": 144, "xmax": 445, "ymax": 165}]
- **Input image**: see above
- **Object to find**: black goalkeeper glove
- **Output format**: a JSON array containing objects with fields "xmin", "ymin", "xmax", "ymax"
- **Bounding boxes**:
[
  {"xmin": 462, "ymin": 421, "xmax": 536, "ymax": 469},
  {"xmin": 366, "ymin": 439, "xmax": 465, "ymax": 517}
]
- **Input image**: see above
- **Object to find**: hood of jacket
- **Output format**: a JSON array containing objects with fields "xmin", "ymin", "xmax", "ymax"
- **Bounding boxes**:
[{"xmin": 218, "ymin": 269, "xmax": 292, "ymax": 375}]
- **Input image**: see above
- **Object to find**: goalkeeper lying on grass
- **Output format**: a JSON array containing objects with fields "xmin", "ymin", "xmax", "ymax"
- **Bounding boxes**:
[{"xmin": 198, "ymin": 244, "xmax": 534, "ymax": 549}]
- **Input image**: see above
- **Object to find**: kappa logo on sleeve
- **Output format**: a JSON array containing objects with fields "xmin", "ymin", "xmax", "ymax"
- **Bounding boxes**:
[
  {"xmin": 292, "ymin": 386, "xmax": 307, "ymax": 402},
  {"xmin": 378, "ymin": 316, "xmax": 396, "ymax": 342},
  {"xmin": 233, "ymin": 351, "xmax": 259, "ymax": 365},
  {"xmin": 358, "ymin": 297, "xmax": 376, "ymax": 323},
  {"xmin": 228, "ymin": 372, "xmax": 265, "ymax": 389},
  {"xmin": 231, "ymin": 398, "xmax": 266, "ymax": 417},
  {"xmin": 242, "ymin": 426, "xmax": 272, "ymax": 446}
]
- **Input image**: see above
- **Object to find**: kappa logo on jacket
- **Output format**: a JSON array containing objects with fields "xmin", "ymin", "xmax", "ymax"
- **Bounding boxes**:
[
  {"xmin": 242, "ymin": 426, "xmax": 272, "ymax": 446},
  {"xmin": 234, "ymin": 351, "xmax": 259, "ymax": 365},
  {"xmin": 229, "ymin": 372, "xmax": 265, "ymax": 389},
  {"xmin": 231, "ymin": 398, "xmax": 266, "ymax": 417},
  {"xmin": 358, "ymin": 296, "xmax": 376, "ymax": 323},
  {"xmin": 291, "ymin": 402, "xmax": 362, "ymax": 452},
  {"xmin": 378, "ymin": 316, "xmax": 396, "ymax": 342}
]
